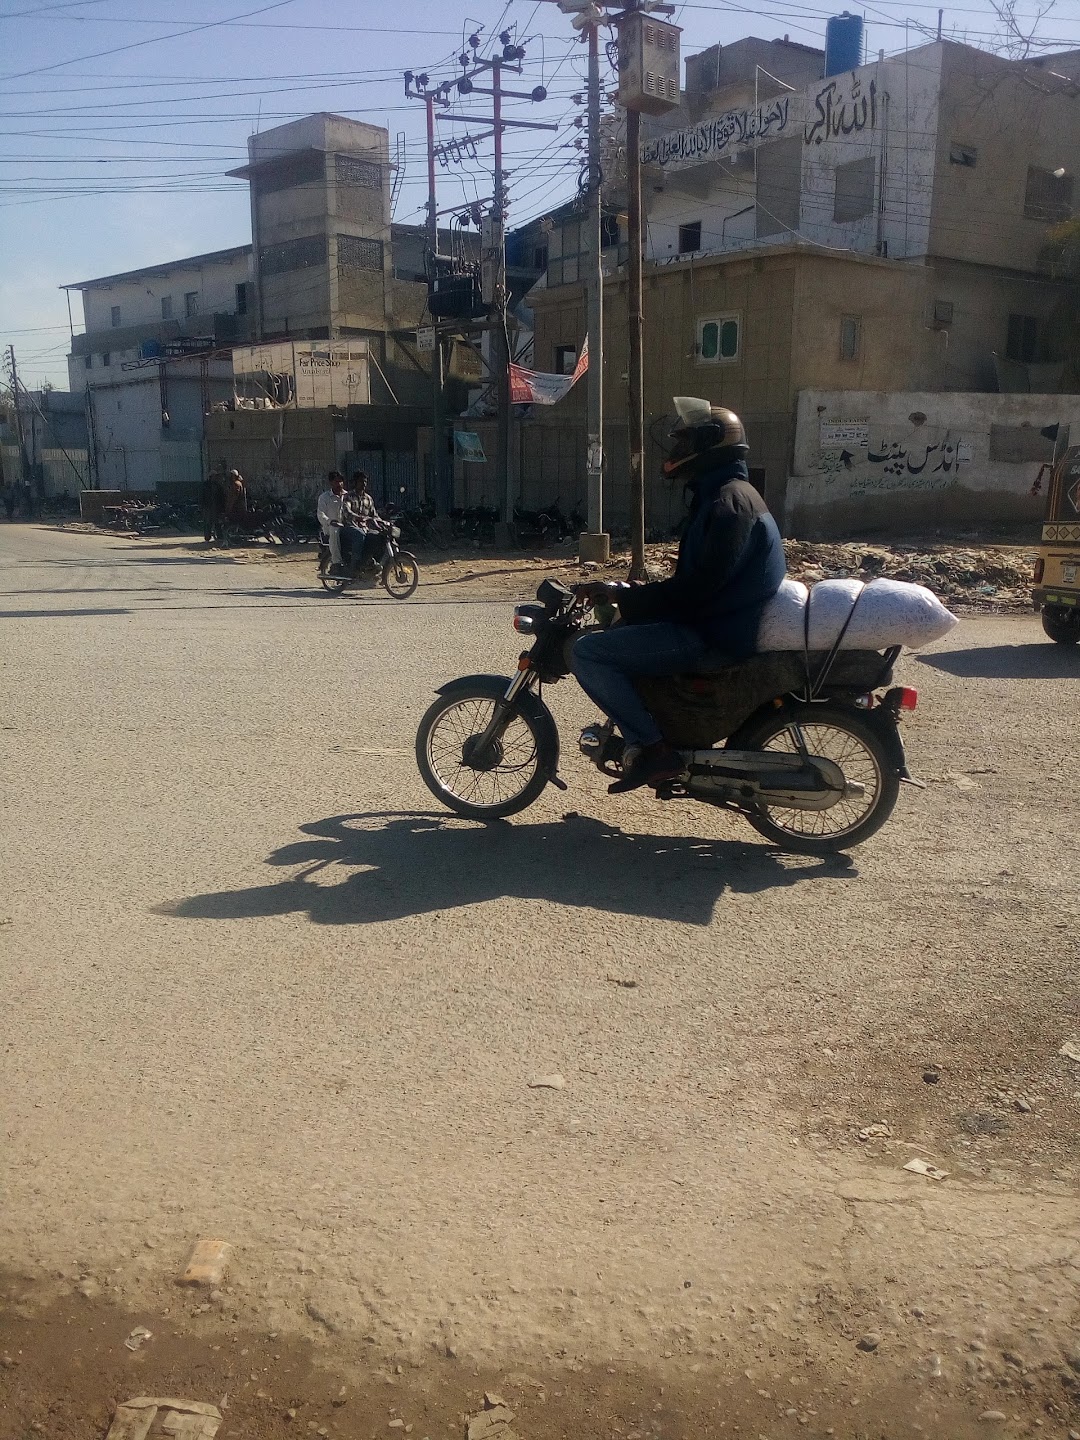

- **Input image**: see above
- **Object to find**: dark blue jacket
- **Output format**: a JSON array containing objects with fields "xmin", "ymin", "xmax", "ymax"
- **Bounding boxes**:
[{"xmin": 617, "ymin": 458, "xmax": 786, "ymax": 656}]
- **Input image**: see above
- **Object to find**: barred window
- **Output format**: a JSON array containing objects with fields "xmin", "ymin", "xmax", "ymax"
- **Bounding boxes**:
[
  {"xmin": 337, "ymin": 154, "xmax": 381, "ymax": 190},
  {"xmin": 1024, "ymin": 166, "xmax": 1072, "ymax": 222},
  {"xmin": 338, "ymin": 234, "xmax": 384, "ymax": 272},
  {"xmin": 259, "ymin": 234, "xmax": 327, "ymax": 277}
]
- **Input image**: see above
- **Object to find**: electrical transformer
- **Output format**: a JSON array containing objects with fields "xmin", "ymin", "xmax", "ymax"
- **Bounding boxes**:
[{"xmin": 617, "ymin": 13, "xmax": 681, "ymax": 115}]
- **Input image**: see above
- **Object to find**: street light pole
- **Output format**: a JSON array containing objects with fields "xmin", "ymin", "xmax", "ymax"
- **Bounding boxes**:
[{"xmin": 579, "ymin": 21, "xmax": 610, "ymax": 564}]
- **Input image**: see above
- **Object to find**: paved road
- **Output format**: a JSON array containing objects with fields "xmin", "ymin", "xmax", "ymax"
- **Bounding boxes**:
[{"xmin": 2, "ymin": 524, "xmax": 1079, "ymax": 1418}]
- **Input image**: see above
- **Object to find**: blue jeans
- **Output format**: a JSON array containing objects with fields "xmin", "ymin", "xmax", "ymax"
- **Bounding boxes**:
[{"xmin": 571, "ymin": 622, "xmax": 707, "ymax": 747}]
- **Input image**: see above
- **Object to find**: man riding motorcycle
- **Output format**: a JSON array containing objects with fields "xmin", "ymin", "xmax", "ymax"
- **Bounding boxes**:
[{"xmin": 571, "ymin": 397, "xmax": 786, "ymax": 793}]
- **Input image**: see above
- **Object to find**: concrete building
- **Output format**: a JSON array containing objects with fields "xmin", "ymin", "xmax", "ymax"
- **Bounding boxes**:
[
  {"xmin": 62, "ymin": 115, "xmax": 441, "ymax": 491},
  {"xmin": 636, "ymin": 38, "xmax": 1080, "ymax": 393},
  {"xmin": 494, "ymin": 35, "xmax": 1080, "ymax": 535}
]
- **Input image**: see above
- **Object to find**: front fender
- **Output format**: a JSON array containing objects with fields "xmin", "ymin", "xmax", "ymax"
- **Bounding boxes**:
[{"xmin": 434, "ymin": 673, "xmax": 561, "ymax": 780}]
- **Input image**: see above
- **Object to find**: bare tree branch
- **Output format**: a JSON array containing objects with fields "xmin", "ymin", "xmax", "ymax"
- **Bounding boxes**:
[{"xmin": 987, "ymin": 0, "xmax": 1057, "ymax": 58}]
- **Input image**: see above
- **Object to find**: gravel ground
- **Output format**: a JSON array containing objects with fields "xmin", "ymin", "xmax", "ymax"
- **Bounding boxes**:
[{"xmin": 1, "ymin": 523, "xmax": 1079, "ymax": 1440}]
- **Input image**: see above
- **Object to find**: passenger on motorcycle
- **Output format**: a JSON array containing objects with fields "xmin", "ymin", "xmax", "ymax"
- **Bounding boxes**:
[
  {"xmin": 316, "ymin": 471, "xmax": 347, "ymax": 572},
  {"xmin": 571, "ymin": 397, "xmax": 786, "ymax": 793}
]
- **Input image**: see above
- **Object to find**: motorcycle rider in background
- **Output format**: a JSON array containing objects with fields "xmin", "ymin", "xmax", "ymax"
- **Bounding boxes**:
[
  {"xmin": 316, "ymin": 471, "xmax": 347, "ymax": 573},
  {"xmin": 571, "ymin": 398, "xmax": 786, "ymax": 793}
]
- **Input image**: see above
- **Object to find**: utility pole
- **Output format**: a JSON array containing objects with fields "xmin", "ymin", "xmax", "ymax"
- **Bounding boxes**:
[
  {"xmin": 545, "ymin": 0, "xmax": 678, "ymax": 575},
  {"xmin": 579, "ymin": 21, "xmax": 610, "ymax": 564},
  {"xmin": 425, "ymin": 91, "xmax": 451, "ymax": 515},
  {"xmin": 407, "ymin": 37, "xmax": 555, "ymax": 530},
  {"xmin": 491, "ymin": 56, "xmax": 513, "ymax": 532},
  {"xmin": 625, "ymin": 98, "xmax": 646, "ymax": 579},
  {"xmin": 5, "ymin": 346, "xmax": 33, "ymax": 489}
]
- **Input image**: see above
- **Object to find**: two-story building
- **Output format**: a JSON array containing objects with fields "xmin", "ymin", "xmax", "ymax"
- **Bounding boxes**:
[{"xmin": 521, "ymin": 37, "xmax": 1080, "ymax": 534}]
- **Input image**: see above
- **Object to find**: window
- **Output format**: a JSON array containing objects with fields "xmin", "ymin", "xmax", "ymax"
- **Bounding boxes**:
[
  {"xmin": 161, "ymin": 295, "xmax": 173, "ymax": 320},
  {"xmin": 697, "ymin": 314, "xmax": 740, "ymax": 364},
  {"xmin": 1006, "ymin": 313, "xmax": 1041, "ymax": 363},
  {"xmin": 337, "ymin": 234, "xmax": 384, "ymax": 272},
  {"xmin": 600, "ymin": 214, "xmax": 620, "ymax": 249},
  {"xmin": 84, "ymin": 353, "xmax": 92, "ymax": 370},
  {"xmin": 110, "ymin": 304, "xmax": 121, "ymax": 328},
  {"xmin": 554, "ymin": 344, "xmax": 578, "ymax": 376},
  {"xmin": 102, "ymin": 351, "xmax": 110, "ymax": 367},
  {"xmin": 1024, "ymin": 166, "xmax": 1073, "ymax": 222},
  {"xmin": 184, "ymin": 291, "xmax": 199, "ymax": 318},
  {"xmin": 933, "ymin": 300, "xmax": 954, "ymax": 325},
  {"xmin": 533, "ymin": 245, "xmax": 548, "ymax": 271},
  {"xmin": 253, "ymin": 149, "xmax": 324, "ymax": 198},
  {"xmin": 949, "ymin": 142, "xmax": 977, "ymax": 167},
  {"xmin": 678, "ymin": 221, "xmax": 702, "ymax": 255},
  {"xmin": 235, "ymin": 282, "xmax": 248, "ymax": 315},
  {"xmin": 840, "ymin": 316, "xmax": 860, "ymax": 361},
  {"xmin": 259, "ymin": 234, "xmax": 327, "ymax": 277},
  {"xmin": 336, "ymin": 154, "xmax": 381, "ymax": 190},
  {"xmin": 833, "ymin": 156, "xmax": 876, "ymax": 223}
]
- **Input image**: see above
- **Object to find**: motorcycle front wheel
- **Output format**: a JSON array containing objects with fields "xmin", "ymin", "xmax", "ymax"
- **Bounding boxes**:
[
  {"xmin": 734, "ymin": 704, "xmax": 900, "ymax": 854},
  {"xmin": 416, "ymin": 684, "xmax": 551, "ymax": 820},
  {"xmin": 382, "ymin": 551, "xmax": 419, "ymax": 599}
]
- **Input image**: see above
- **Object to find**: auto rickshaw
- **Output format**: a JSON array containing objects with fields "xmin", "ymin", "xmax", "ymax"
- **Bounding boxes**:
[{"xmin": 1033, "ymin": 444, "xmax": 1080, "ymax": 645}]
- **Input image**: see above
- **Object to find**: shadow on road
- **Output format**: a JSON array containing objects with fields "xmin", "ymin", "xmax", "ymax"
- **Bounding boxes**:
[
  {"xmin": 164, "ymin": 810, "xmax": 855, "ymax": 928},
  {"xmin": 0, "ymin": 606, "xmax": 132, "ymax": 619},
  {"xmin": 917, "ymin": 643, "xmax": 1080, "ymax": 679}
]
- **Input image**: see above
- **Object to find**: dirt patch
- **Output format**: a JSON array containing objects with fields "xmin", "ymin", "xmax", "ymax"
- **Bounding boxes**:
[
  {"xmin": 54, "ymin": 524, "xmax": 1041, "ymax": 614},
  {"xmin": 2, "ymin": 1271, "xmax": 1076, "ymax": 1440}
]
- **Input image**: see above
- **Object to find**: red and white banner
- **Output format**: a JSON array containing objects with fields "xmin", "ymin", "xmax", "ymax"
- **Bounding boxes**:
[{"xmin": 509, "ymin": 336, "xmax": 588, "ymax": 406}]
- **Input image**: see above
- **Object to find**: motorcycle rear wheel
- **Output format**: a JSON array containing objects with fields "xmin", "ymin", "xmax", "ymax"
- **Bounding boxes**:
[
  {"xmin": 735, "ymin": 704, "xmax": 899, "ymax": 854},
  {"xmin": 416, "ymin": 685, "xmax": 550, "ymax": 820},
  {"xmin": 382, "ymin": 551, "xmax": 419, "ymax": 599}
]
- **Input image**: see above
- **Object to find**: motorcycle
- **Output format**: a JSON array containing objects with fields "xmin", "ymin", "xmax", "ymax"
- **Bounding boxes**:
[
  {"xmin": 415, "ymin": 578, "xmax": 921, "ymax": 855},
  {"xmin": 317, "ymin": 520, "xmax": 419, "ymax": 600}
]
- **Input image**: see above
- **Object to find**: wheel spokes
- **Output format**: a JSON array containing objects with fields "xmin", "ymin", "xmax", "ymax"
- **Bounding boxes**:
[{"xmin": 427, "ymin": 697, "xmax": 539, "ymax": 810}]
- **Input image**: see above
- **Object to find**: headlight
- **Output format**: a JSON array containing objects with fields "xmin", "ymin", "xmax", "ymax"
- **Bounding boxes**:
[
  {"xmin": 391, "ymin": 524, "xmax": 401, "ymax": 539},
  {"xmin": 513, "ymin": 610, "xmax": 536, "ymax": 634}
]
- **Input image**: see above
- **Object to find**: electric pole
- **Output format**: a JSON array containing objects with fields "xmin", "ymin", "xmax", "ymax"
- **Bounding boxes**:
[
  {"xmin": 5, "ymin": 346, "xmax": 33, "ymax": 489},
  {"xmin": 406, "ymin": 37, "xmax": 555, "ymax": 527},
  {"xmin": 545, "ymin": 0, "xmax": 678, "ymax": 575},
  {"xmin": 579, "ymin": 21, "xmax": 610, "ymax": 564},
  {"xmin": 426, "ymin": 89, "xmax": 450, "ymax": 514}
]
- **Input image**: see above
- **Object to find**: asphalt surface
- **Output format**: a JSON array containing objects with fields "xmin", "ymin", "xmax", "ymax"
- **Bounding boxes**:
[{"xmin": 2, "ymin": 523, "xmax": 1079, "ymax": 1430}]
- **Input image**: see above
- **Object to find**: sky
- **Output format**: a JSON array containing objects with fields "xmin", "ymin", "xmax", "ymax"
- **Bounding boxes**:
[{"xmin": 2, "ymin": 0, "xmax": 1079, "ymax": 389}]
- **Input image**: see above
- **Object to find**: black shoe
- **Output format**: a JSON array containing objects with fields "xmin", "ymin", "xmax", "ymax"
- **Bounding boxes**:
[{"xmin": 608, "ymin": 742, "xmax": 683, "ymax": 795}]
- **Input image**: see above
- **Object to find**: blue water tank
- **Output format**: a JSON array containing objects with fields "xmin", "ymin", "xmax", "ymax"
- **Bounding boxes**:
[{"xmin": 824, "ymin": 12, "xmax": 864, "ymax": 76}]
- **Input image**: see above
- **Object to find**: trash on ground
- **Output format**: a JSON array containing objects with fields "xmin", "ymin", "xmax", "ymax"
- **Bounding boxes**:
[
  {"xmin": 857, "ymin": 1122, "xmax": 892, "ymax": 1141},
  {"xmin": 106, "ymin": 1397, "xmax": 222, "ymax": 1440},
  {"xmin": 176, "ymin": 1239, "xmax": 232, "ymax": 1287},
  {"xmin": 123, "ymin": 1326, "xmax": 153, "ymax": 1352},
  {"xmin": 528, "ymin": 1072, "xmax": 565, "ymax": 1090},
  {"xmin": 904, "ymin": 1158, "xmax": 948, "ymax": 1181},
  {"xmin": 467, "ymin": 1404, "xmax": 518, "ymax": 1440}
]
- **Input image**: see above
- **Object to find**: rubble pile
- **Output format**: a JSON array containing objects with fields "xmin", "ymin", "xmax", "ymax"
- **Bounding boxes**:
[{"xmin": 781, "ymin": 540, "xmax": 1038, "ymax": 613}]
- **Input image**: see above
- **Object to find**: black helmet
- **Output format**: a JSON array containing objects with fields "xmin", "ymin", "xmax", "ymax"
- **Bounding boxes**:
[{"xmin": 663, "ymin": 396, "xmax": 748, "ymax": 480}]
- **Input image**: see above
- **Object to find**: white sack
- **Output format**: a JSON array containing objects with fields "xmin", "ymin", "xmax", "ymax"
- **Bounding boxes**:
[
  {"xmin": 756, "ymin": 577, "xmax": 810, "ymax": 651},
  {"xmin": 758, "ymin": 576, "xmax": 958, "ymax": 652}
]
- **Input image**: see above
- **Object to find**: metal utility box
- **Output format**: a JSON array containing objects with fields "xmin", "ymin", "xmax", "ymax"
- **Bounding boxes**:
[{"xmin": 617, "ymin": 13, "xmax": 681, "ymax": 115}]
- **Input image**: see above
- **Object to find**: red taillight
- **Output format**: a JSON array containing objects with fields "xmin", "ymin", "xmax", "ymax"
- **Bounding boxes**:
[
  {"xmin": 898, "ymin": 687, "xmax": 918, "ymax": 711},
  {"xmin": 1034, "ymin": 557, "xmax": 1045, "ymax": 584}
]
